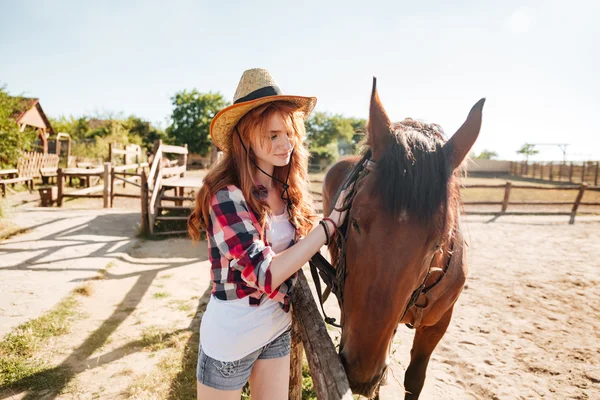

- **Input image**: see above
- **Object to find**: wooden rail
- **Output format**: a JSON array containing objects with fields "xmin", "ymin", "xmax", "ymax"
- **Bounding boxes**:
[
  {"xmin": 510, "ymin": 160, "xmax": 600, "ymax": 186},
  {"xmin": 462, "ymin": 182, "xmax": 596, "ymax": 224}
]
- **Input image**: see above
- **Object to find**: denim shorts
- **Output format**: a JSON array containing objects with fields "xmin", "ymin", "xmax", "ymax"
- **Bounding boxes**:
[{"xmin": 196, "ymin": 327, "xmax": 291, "ymax": 391}]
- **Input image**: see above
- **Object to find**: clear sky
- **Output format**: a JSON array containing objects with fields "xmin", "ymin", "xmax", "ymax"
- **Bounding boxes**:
[{"xmin": 1, "ymin": 0, "xmax": 598, "ymax": 161}]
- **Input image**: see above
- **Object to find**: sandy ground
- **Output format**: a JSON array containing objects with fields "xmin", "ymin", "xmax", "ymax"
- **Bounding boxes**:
[{"xmin": 1, "ymin": 206, "xmax": 599, "ymax": 399}]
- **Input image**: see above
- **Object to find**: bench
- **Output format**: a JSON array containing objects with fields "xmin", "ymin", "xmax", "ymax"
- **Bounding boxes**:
[
  {"xmin": 0, "ymin": 176, "xmax": 34, "ymax": 197},
  {"xmin": 40, "ymin": 167, "xmax": 58, "ymax": 184}
]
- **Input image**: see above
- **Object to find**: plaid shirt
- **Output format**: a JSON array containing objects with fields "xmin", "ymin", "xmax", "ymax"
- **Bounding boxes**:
[{"xmin": 207, "ymin": 185, "xmax": 298, "ymax": 312}]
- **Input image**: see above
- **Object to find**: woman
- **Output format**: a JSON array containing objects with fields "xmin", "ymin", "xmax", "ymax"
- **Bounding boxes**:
[{"xmin": 188, "ymin": 68, "xmax": 347, "ymax": 400}]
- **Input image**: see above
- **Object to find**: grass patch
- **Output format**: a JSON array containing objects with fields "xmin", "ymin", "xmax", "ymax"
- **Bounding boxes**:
[
  {"xmin": 73, "ymin": 282, "xmax": 94, "ymax": 297},
  {"xmin": 157, "ymin": 273, "xmax": 173, "ymax": 280},
  {"xmin": 152, "ymin": 291, "xmax": 170, "ymax": 299},
  {"xmin": 168, "ymin": 300, "xmax": 193, "ymax": 313},
  {"xmin": 125, "ymin": 328, "xmax": 196, "ymax": 399},
  {"xmin": 0, "ymin": 220, "xmax": 30, "ymax": 241},
  {"xmin": 105, "ymin": 261, "xmax": 117, "ymax": 269},
  {"xmin": 0, "ymin": 295, "xmax": 80, "ymax": 388}
]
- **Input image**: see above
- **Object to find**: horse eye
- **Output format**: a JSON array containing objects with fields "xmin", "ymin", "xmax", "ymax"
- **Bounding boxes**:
[{"xmin": 351, "ymin": 219, "xmax": 360, "ymax": 232}]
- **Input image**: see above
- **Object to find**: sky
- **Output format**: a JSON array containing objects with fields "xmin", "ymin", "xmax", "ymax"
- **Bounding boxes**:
[{"xmin": 1, "ymin": 0, "xmax": 599, "ymax": 161}]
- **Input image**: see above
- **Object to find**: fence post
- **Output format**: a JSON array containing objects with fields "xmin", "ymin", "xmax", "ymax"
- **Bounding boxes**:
[
  {"xmin": 581, "ymin": 162, "xmax": 586, "ymax": 183},
  {"xmin": 502, "ymin": 181, "xmax": 512, "ymax": 212},
  {"xmin": 103, "ymin": 162, "xmax": 111, "ymax": 208},
  {"xmin": 540, "ymin": 163, "xmax": 544, "ymax": 180},
  {"xmin": 110, "ymin": 166, "xmax": 115, "ymax": 208},
  {"xmin": 141, "ymin": 171, "xmax": 150, "ymax": 236},
  {"xmin": 182, "ymin": 144, "xmax": 188, "ymax": 177},
  {"xmin": 57, "ymin": 168, "xmax": 64, "ymax": 207},
  {"xmin": 570, "ymin": 183, "xmax": 587, "ymax": 225},
  {"xmin": 569, "ymin": 162, "xmax": 574, "ymax": 182},
  {"xmin": 595, "ymin": 161, "xmax": 599, "ymax": 186},
  {"xmin": 549, "ymin": 162, "xmax": 553, "ymax": 181}
]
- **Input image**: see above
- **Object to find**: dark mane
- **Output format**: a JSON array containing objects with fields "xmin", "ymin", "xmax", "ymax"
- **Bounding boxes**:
[{"xmin": 369, "ymin": 118, "xmax": 457, "ymax": 224}]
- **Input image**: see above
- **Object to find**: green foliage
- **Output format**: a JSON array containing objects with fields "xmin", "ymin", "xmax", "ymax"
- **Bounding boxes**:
[
  {"xmin": 347, "ymin": 117, "xmax": 367, "ymax": 153},
  {"xmin": 49, "ymin": 114, "xmax": 166, "ymax": 158},
  {"xmin": 49, "ymin": 115, "xmax": 90, "ymax": 141},
  {"xmin": 517, "ymin": 143, "xmax": 539, "ymax": 160},
  {"xmin": 70, "ymin": 120, "xmax": 142, "ymax": 161},
  {"xmin": 305, "ymin": 113, "xmax": 364, "ymax": 168},
  {"xmin": 167, "ymin": 90, "xmax": 229, "ymax": 155},
  {"xmin": 0, "ymin": 86, "xmax": 37, "ymax": 168},
  {"xmin": 305, "ymin": 112, "xmax": 355, "ymax": 149},
  {"xmin": 473, "ymin": 149, "xmax": 498, "ymax": 160},
  {"xmin": 124, "ymin": 116, "xmax": 169, "ymax": 152}
]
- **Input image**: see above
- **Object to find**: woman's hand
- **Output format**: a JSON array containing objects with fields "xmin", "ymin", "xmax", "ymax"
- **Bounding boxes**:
[{"xmin": 327, "ymin": 186, "xmax": 351, "ymax": 228}]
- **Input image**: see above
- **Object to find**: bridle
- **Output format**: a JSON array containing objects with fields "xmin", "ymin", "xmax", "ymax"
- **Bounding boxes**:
[{"xmin": 309, "ymin": 151, "xmax": 444, "ymax": 328}]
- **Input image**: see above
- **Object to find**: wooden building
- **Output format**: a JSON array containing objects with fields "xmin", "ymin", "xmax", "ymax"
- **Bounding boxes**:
[{"xmin": 11, "ymin": 97, "xmax": 55, "ymax": 153}]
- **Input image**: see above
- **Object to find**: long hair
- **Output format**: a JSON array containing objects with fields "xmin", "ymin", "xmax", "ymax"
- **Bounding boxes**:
[{"xmin": 188, "ymin": 101, "xmax": 317, "ymax": 240}]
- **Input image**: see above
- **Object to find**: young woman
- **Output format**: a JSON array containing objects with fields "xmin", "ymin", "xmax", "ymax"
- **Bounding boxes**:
[{"xmin": 188, "ymin": 69, "xmax": 347, "ymax": 400}]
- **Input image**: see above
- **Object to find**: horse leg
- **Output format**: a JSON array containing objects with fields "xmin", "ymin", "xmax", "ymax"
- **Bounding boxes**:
[{"xmin": 404, "ymin": 305, "xmax": 454, "ymax": 400}]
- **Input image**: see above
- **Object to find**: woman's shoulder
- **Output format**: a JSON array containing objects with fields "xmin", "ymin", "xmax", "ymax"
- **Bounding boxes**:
[{"xmin": 212, "ymin": 185, "xmax": 247, "ymax": 206}]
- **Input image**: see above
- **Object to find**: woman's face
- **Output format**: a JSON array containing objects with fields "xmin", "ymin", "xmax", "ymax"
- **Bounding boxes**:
[{"xmin": 252, "ymin": 112, "xmax": 294, "ymax": 168}]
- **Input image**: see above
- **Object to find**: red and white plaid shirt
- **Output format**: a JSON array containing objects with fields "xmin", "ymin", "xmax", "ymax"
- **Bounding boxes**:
[{"xmin": 207, "ymin": 185, "xmax": 297, "ymax": 312}]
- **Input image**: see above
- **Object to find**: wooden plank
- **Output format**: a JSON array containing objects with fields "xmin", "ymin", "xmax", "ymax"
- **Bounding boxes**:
[
  {"xmin": 62, "ymin": 168, "xmax": 104, "ymax": 176},
  {"xmin": 161, "ymin": 144, "xmax": 189, "ymax": 154},
  {"xmin": 508, "ymin": 201, "xmax": 575, "ymax": 205},
  {"xmin": 155, "ymin": 216, "xmax": 188, "ymax": 221},
  {"xmin": 0, "ymin": 177, "xmax": 33, "ymax": 184},
  {"xmin": 57, "ymin": 168, "xmax": 64, "ymax": 206},
  {"xmin": 570, "ymin": 183, "xmax": 588, "ymax": 224},
  {"xmin": 113, "ymin": 193, "xmax": 141, "ymax": 198},
  {"xmin": 63, "ymin": 194, "xmax": 103, "ymax": 199},
  {"xmin": 0, "ymin": 169, "xmax": 19, "ymax": 175},
  {"xmin": 70, "ymin": 185, "xmax": 105, "ymax": 196},
  {"xmin": 161, "ymin": 165, "xmax": 186, "ymax": 177},
  {"xmin": 463, "ymin": 201, "xmax": 503, "ymax": 205},
  {"xmin": 141, "ymin": 172, "xmax": 150, "ymax": 236},
  {"xmin": 291, "ymin": 270, "xmax": 353, "ymax": 399},
  {"xmin": 162, "ymin": 177, "xmax": 203, "ymax": 189},
  {"xmin": 103, "ymin": 163, "xmax": 110, "ymax": 208},
  {"xmin": 113, "ymin": 163, "xmax": 146, "ymax": 172},
  {"xmin": 501, "ymin": 181, "xmax": 512, "ymax": 212}
]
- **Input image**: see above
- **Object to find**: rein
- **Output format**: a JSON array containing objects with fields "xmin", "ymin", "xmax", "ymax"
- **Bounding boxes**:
[{"xmin": 308, "ymin": 152, "xmax": 444, "ymax": 328}]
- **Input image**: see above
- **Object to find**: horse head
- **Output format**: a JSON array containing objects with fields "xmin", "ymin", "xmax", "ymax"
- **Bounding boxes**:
[{"xmin": 325, "ymin": 78, "xmax": 484, "ymax": 398}]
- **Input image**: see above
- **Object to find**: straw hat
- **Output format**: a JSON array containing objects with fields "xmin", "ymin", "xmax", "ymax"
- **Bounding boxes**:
[{"xmin": 210, "ymin": 68, "xmax": 317, "ymax": 152}]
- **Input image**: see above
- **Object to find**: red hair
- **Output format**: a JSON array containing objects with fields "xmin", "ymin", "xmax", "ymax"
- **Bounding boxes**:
[{"xmin": 188, "ymin": 101, "xmax": 317, "ymax": 240}]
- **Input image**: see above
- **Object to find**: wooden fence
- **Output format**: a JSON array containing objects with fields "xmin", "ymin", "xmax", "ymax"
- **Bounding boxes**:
[
  {"xmin": 463, "ymin": 182, "xmax": 599, "ymax": 224},
  {"xmin": 109, "ymin": 144, "xmax": 149, "ymax": 207},
  {"xmin": 17, "ymin": 152, "xmax": 59, "ymax": 178},
  {"xmin": 311, "ymin": 181, "xmax": 599, "ymax": 224},
  {"xmin": 510, "ymin": 161, "xmax": 600, "ymax": 186},
  {"xmin": 145, "ymin": 140, "xmax": 189, "ymax": 234}
]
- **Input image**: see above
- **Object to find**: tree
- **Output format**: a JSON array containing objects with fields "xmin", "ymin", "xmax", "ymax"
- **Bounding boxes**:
[
  {"xmin": 167, "ymin": 90, "xmax": 229, "ymax": 155},
  {"xmin": 305, "ymin": 112, "xmax": 354, "ymax": 149},
  {"xmin": 474, "ymin": 149, "xmax": 498, "ymax": 160},
  {"xmin": 0, "ymin": 86, "xmax": 37, "ymax": 168},
  {"xmin": 516, "ymin": 143, "xmax": 539, "ymax": 161},
  {"xmin": 124, "ymin": 116, "xmax": 169, "ymax": 153},
  {"xmin": 348, "ymin": 117, "xmax": 367, "ymax": 154}
]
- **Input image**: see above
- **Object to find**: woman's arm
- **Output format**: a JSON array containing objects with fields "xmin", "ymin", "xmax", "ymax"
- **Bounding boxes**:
[
  {"xmin": 268, "ymin": 189, "xmax": 347, "ymax": 289},
  {"xmin": 209, "ymin": 186, "xmax": 347, "ymax": 295}
]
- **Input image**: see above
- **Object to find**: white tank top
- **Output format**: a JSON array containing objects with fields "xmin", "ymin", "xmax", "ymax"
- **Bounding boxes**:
[{"xmin": 200, "ymin": 210, "xmax": 295, "ymax": 361}]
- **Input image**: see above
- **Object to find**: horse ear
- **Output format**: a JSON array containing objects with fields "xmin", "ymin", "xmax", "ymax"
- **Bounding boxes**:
[
  {"xmin": 444, "ymin": 98, "xmax": 486, "ymax": 170},
  {"xmin": 367, "ymin": 77, "xmax": 393, "ymax": 160}
]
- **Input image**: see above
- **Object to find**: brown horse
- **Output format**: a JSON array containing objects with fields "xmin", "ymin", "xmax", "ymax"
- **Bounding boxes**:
[{"xmin": 322, "ymin": 79, "xmax": 484, "ymax": 399}]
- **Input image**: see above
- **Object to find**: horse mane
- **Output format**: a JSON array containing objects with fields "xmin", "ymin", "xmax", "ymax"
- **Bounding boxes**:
[{"xmin": 363, "ymin": 118, "xmax": 461, "ymax": 228}]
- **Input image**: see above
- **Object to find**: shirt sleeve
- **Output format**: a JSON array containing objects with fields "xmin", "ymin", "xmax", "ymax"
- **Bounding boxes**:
[{"xmin": 208, "ymin": 186, "xmax": 281, "ymax": 296}]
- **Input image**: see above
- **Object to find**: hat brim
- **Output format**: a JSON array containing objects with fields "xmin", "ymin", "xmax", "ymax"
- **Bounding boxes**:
[{"xmin": 210, "ymin": 95, "xmax": 317, "ymax": 152}]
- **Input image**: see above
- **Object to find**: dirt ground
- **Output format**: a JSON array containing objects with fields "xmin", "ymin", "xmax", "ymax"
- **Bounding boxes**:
[{"xmin": 1, "ymin": 175, "xmax": 599, "ymax": 399}]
